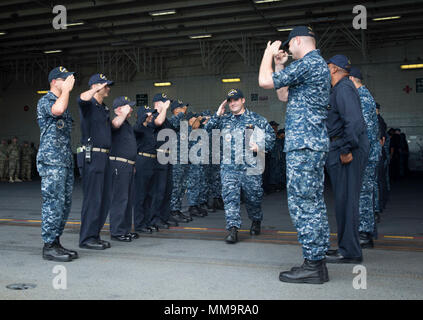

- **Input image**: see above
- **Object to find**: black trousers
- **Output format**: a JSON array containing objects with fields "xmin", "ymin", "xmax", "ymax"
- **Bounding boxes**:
[
  {"xmin": 150, "ymin": 161, "xmax": 173, "ymax": 225},
  {"xmin": 109, "ymin": 161, "xmax": 134, "ymax": 236},
  {"xmin": 326, "ymin": 134, "xmax": 369, "ymax": 258},
  {"xmin": 133, "ymin": 155, "xmax": 155, "ymax": 229},
  {"xmin": 77, "ymin": 151, "xmax": 111, "ymax": 245}
]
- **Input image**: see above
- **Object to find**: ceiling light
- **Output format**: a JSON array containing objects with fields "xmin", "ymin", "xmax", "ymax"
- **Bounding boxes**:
[
  {"xmin": 149, "ymin": 9, "xmax": 176, "ymax": 16},
  {"xmin": 401, "ymin": 64, "xmax": 423, "ymax": 70},
  {"xmin": 277, "ymin": 27, "xmax": 293, "ymax": 32},
  {"xmin": 372, "ymin": 16, "xmax": 401, "ymax": 21},
  {"xmin": 222, "ymin": 78, "xmax": 241, "ymax": 83},
  {"xmin": 254, "ymin": 0, "xmax": 281, "ymax": 3},
  {"xmin": 37, "ymin": 91, "xmax": 49, "ymax": 94},
  {"xmin": 154, "ymin": 82, "xmax": 172, "ymax": 87},
  {"xmin": 0, "ymin": 31, "xmax": 7, "ymax": 35},
  {"xmin": 44, "ymin": 50, "xmax": 62, "ymax": 54},
  {"xmin": 66, "ymin": 22, "xmax": 85, "ymax": 27},
  {"xmin": 189, "ymin": 34, "xmax": 212, "ymax": 39}
]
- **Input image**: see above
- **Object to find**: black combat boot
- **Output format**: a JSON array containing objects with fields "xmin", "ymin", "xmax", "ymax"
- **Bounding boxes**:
[
  {"xmin": 279, "ymin": 259, "xmax": 326, "ymax": 284},
  {"xmin": 207, "ymin": 198, "xmax": 216, "ymax": 213},
  {"xmin": 199, "ymin": 204, "xmax": 208, "ymax": 216},
  {"xmin": 56, "ymin": 237, "xmax": 78, "ymax": 260},
  {"xmin": 43, "ymin": 241, "xmax": 72, "ymax": 262},
  {"xmin": 250, "ymin": 221, "xmax": 261, "ymax": 235},
  {"xmin": 290, "ymin": 259, "xmax": 329, "ymax": 282},
  {"xmin": 189, "ymin": 206, "xmax": 205, "ymax": 217},
  {"xmin": 216, "ymin": 198, "xmax": 225, "ymax": 210},
  {"xmin": 225, "ymin": 227, "xmax": 238, "ymax": 244},
  {"xmin": 171, "ymin": 210, "xmax": 190, "ymax": 223},
  {"xmin": 359, "ymin": 232, "xmax": 374, "ymax": 249}
]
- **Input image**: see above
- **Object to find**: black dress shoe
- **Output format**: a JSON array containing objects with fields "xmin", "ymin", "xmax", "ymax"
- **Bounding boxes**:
[
  {"xmin": 98, "ymin": 239, "xmax": 111, "ymax": 248},
  {"xmin": 359, "ymin": 232, "xmax": 374, "ymax": 249},
  {"xmin": 250, "ymin": 221, "xmax": 261, "ymax": 235},
  {"xmin": 291, "ymin": 259, "xmax": 329, "ymax": 282},
  {"xmin": 213, "ymin": 198, "xmax": 224, "ymax": 210},
  {"xmin": 56, "ymin": 237, "xmax": 78, "ymax": 260},
  {"xmin": 225, "ymin": 227, "xmax": 238, "ymax": 244},
  {"xmin": 375, "ymin": 212, "xmax": 381, "ymax": 223},
  {"xmin": 189, "ymin": 206, "xmax": 205, "ymax": 217},
  {"xmin": 279, "ymin": 259, "xmax": 326, "ymax": 284},
  {"xmin": 79, "ymin": 241, "xmax": 106, "ymax": 250},
  {"xmin": 43, "ymin": 242, "xmax": 72, "ymax": 262},
  {"xmin": 326, "ymin": 249, "xmax": 338, "ymax": 256},
  {"xmin": 207, "ymin": 198, "xmax": 216, "ymax": 213},
  {"xmin": 111, "ymin": 235, "xmax": 132, "ymax": 242},
  {"xmin": 325, "ymin": 252, "xmax": 362, "ymax": 264},
  {"xmin": 155, "ymin": 222, "xmax": 169, "ymax": 229},
  {"xmin": 166, "ymin": 217, "xmax": 179, "ymax": 227},
  {"xmin": 148, "ymin": 225, "xmax": 159, "ymax": 232},
  {"xmin": 126, "ymin": 232, "xmax": 139, "ymax": 240},
  {"xmin": 135, "ymin": 227, "xmax": 152, "ymax": 234}
]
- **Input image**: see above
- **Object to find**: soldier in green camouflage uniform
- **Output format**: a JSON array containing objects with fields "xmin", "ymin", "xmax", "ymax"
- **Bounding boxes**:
[
  {"xmin": 21, "ymin": 141, "xmax": 34, "ymax": 181},
  {"xmin": 0, "ymin": 139, "xmax": 8, "ymax": 181},
  {"xmin": 8, "ymin": 137, "xmax": 22, "ymax": 183}
]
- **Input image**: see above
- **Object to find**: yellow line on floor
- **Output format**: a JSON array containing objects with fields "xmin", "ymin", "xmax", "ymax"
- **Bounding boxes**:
[
  {"xmin": 384, "ymin": 235, "xmax": 415, "ymax": 240},
  {"xmin": 183, "ymin": 227, "xmax": 208, "ymax": 230},
  {"xmin": 0, "ymin": 219, "xmax": 13, "ymax": 221}
]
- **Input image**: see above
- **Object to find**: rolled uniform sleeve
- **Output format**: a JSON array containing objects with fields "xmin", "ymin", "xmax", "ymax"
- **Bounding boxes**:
[{"xmin": 272, "ymin": 60, "xmax": 309, "ymax": 89}]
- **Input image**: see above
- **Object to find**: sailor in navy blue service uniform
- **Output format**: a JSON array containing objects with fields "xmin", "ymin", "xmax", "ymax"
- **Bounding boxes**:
[
  {"xmin": 109, "ymin": 96, "xmax": 139, "ymax": 242},
  {"xmin": 77, "ymin": 73, "xmax": 114, "ymax": 250},
  {"xmin": 37, "ymin": 66, "xmax": 78, "ymax": 262},
  {"xmin": 325, "ymin": 55, "xmax": 370, "ymax": 264}
]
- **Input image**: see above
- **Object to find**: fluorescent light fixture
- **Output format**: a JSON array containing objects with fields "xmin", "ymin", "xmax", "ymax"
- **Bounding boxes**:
[
  {"xmin": 0, "ymin": 31, "xmax": 7, "ymax": 35},
  {"xmin": 222, "ymin": 78, "xmax": 241, "ymax": 83},
  {"xmin": 254, "ymin": 0, "xmax": 281, "ymax": 3},
  {"xmin": 44, "ymin": 50, "xmax": 62, "ymax": 54},
  {"xmin": 149, "ymin": 9, "xmax": 176, "ymax": 16},
  {"xmin": 189, "ymin": 34, "xmax": 212, "ymax": 39},
  {"xmin": 372, "ymin": 16, "xmax": 401, "ymax": 21},
  {"xmin": 66, "ymin": 22, "xmax": 84, "ymax": 27},
  {"xmin": 401, "ymin": 64, "xmax": 423, "ymax": 70},
  {"xmin": 154, "ymin": 82, "xmax": 172, "ymax": 87},
  {"xmin": 37, "ymin": 91, "xmax": 49, "ymax": 94},
  {"xmin": 277, "ymin": 27, "xmax": 293, "ymax": 32}
]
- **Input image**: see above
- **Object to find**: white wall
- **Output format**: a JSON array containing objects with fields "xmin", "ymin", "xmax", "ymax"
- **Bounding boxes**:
[{"xmin": 1, "ymin": 39, "xmax": 423, "ymax": 169}]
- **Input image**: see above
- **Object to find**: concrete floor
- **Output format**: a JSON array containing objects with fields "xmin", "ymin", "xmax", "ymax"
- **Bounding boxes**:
[{"xmin": 0, "ymin": 173, "xmax": 422, "ymax": 300}]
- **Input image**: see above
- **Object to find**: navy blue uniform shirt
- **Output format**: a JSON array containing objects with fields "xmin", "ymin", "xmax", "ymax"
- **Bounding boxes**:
[
  {"xmin": 110, "ymin": 120, "xmax": 137, "ymax": 161},
  {"xmin": 133, "ymin": 118, "xmax": 157, "ymax": 154},
  {"xmin": 327, "ymin": 77, "xmax": 366, "ymax": 154},
  {"xmin": 78, "ymin": 97, "xmax": 112, "ymax": 148}
]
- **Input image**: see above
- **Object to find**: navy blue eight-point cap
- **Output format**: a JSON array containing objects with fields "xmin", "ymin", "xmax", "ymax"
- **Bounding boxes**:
[
  {"xmin": 327, "ymin": 55, "xmax": 352, "ymax": 72},
  {"xmin": 112, "ymin": 96, "xmax": 136, "ymax": 109}
]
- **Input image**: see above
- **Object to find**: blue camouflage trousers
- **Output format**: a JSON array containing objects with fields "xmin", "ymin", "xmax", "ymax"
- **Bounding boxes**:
[
  {"xmin": 286, "ymin": 149, "xmax": 330, "ymax": 261},
  {"xmin": 170, "ymin": 163, "xmax": 189, "ymax": 211},
  {"xmin": 359, "ymin": 161, "xmax": 378, "ymax": 234},
  {"xmin": 221, "ymin": 169, "xmax": 263, "ymax": 230},
  {"xmin": 199, "ymin": 164, "xmax": 209, "ymax": 205},
  {"xmin": 39, "ymin": 164, "xmax": 74, "ymax": 244},
  {"xmin": 187, "ymin": 164, "xmax": 203, "ymax": 206}
]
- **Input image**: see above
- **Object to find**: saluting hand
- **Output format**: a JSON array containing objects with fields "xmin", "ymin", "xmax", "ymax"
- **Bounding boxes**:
[
  {"xmin": 217, "ymin": 100, "xmax": 227, "ymax": 116},
  {"xmin": 62, "ymin": 75, "xmax": 75, "ymax": 93},
  {"xmin": 266, "ymin": 40, "xmax": 282, "ymax": 56},
  {"xmin": 274, "ymin": 50, "xmax": 289, "ymax": 66}
]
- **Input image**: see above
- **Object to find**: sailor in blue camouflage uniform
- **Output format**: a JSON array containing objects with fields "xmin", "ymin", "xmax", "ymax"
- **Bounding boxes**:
[
  {"xmin": 186, "ymin": 112, "xmax": 208, "ymax": 218},
  {"xmin": 205, "ymin": 89, "xmax": 275, "ymax": 243},
  {"xmin": 259, "ymin": 26, "xmax": 331, "ymax": 284},
  {"xmin": 349, "ymin": 67, "xmax": 381, "ymax": 248},
  {"xmin": 169, "ymin": 100, "xmax": 191, "ymax": 223},
  {"xmin": 198, "ymin": 110, "xmax": 214, "ymax": 212},
  {"xmin": 37, "ymin": 66, "xmax": 78, "ymax": 262}
]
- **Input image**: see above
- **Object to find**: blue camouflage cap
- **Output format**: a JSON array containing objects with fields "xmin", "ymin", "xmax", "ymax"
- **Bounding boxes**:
[
  {"xmin": 88, "ymin": 73, "xmax": 114, "ymax": 86},
  {"xmin": 152, "ymin": 93, "xmax": 170, "ymax": 103},
  {"xmin": 283, "ymin": 26, "xmax": 316, "ymax": 48},
  {"xmin": 349, "ymin": 66, "xmax": 363, "ymax": 80},
  {"xmin": 226, "ymin": 88, "xmax": 244, "ymax": 101},
  {"xmin": 112, "ymin": 96, "xmax": 136, "ymax": 109},
  {"xmin": 327, "ymin": 55, "xmax": 352, "ymax": 72},
  {"xmin": 48, "ymin": 66, "xmax": 74, "ymax": 83}
]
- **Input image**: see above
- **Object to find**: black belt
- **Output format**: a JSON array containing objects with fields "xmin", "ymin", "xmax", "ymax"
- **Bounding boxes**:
[{"xmin": 330, "ymin": 136, "xmax": 341, "ymax": 142}]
